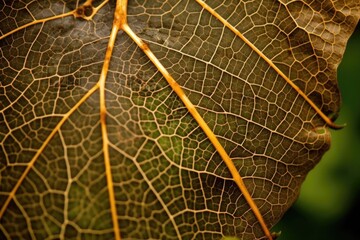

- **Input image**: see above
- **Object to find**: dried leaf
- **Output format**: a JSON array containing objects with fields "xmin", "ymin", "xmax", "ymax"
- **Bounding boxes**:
[{"xmin": 1, "ymin": 0, "xmax": 359, "ymax": 239}]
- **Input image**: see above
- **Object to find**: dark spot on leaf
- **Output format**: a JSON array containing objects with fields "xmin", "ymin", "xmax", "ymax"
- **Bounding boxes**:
[
  {"xmin": 75, "ymin": 7, "xmax": 84, "ymax": 16},
  {"xmin": 84, "ymin": 5, "xmax": 93, "ymax": 17}
]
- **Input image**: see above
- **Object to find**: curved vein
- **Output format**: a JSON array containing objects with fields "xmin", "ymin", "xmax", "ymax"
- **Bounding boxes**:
[
  {"xmin": 144, "ymin": 39, "xmax": 323, "ymax": 146},
  {"xmin": 194, "ymin": 0, "xmax": 342, "ymax": 129},
  {"xmin": 0, "ymin": 83, "xmax": 99, "ymax": 219},
  {"xmin": 0, "ymin": 11, "xmax": 75, "ymax": 41},
  {"xmin": 98, "ymin": 14, "xmax": 122, "ymax": 240},
  {"xmin": 121, "ymin": 23, "xmax": 273, "ymax": 240}
]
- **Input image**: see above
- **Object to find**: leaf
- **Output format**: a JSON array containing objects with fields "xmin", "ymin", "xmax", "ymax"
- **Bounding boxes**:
[{"xmin": 0, "ymin": 0, "xmax": 359, "ymax": 239}]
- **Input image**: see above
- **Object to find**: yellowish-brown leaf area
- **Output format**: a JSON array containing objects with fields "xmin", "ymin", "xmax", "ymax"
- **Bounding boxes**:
[{"xmin": 1, "ymin": 0, "xmax": 351, "ymax": 239}]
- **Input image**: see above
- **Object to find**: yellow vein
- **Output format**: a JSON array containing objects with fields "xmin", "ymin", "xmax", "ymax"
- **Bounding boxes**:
[
  {"xmin": 0, "ymin": 83, "xmax": 99, "ymax": 219},
  {"xmin": 194, "ymin": 0, "xmax": 342, "ymax": 129},
  {"xmin": 75, "ymin": 0, "xmax": 110, "ymax": 20},
  {"xmin": 99, "ymin": 23, "xmax": 122, "ymax": 240},
  {"xmin": 96, "ymin": 1, "xmax": 126, "ymax": 239},
  {"xmin": 121, "ymin": 23, "xmax": 273, "ymax": 240},
  {"xmin": 0, "ymin": 11, "xmax": 75, "ymax": 41},
  {"xmin": 0, "ymin": 0, "xmax": 110, "ymax": 40}
]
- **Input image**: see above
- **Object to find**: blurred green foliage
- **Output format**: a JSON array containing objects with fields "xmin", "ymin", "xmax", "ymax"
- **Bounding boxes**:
[{"xmin": 273, "ymin": 25, "xmax": 360, "ymax": 239}]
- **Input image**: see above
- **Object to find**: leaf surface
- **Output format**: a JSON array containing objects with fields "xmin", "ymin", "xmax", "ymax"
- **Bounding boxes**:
[{"xmin": 0, "ymin": 0, "xmax": 359, "ymax": 239}]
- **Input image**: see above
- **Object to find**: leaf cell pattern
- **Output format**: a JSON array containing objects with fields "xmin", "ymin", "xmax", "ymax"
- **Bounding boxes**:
[{"xmin": 0, "ymin": 0, "xmax": 359, "ymax": 239}]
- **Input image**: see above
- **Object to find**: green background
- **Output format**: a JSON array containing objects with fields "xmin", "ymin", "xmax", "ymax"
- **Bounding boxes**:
[{"xmin": 274, "ymin": 24, "xmax": 360, "ymax": 239}]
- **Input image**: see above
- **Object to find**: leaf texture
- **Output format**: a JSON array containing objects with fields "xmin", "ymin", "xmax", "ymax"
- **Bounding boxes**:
[{"xmin": 0, "ymin": 0, "xmax": 359, "ymax": 239}]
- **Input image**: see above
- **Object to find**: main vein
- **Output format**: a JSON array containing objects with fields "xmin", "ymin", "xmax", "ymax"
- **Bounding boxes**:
[
  {"xmin": 120, "ymin": 13, "xmax": 273, "ymax": 240},
  {"xmin": 0, "ymin": 1, "xmax": 122, "ymax": 239},
  {"xmin": 97, "ymin": 1, "xmax": 126, "ymax": 240}
]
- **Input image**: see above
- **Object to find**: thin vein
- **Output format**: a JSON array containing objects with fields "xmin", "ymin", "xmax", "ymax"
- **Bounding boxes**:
[
  {"xmin": 58, "ymin": 130, "xmax": 70, "ymax": 239},
  {"xmin": 143, "ymin": 39, "xmax": 315, "ymax": 144},
  {"xmin": 115, "ymin": 139, "xmax": 183, "ymax": 239},
  {"xmin": 0, "ymin": 83, "xmax": 99, "ymax": 219},
  {"xmin": 0, "ymin": 11, "xmax": 75, "ymax": 41},
  {"xmin": 121, "ymin": 22, "xmax": 272, "ymax": 240},
  {"xmin": 0, "ymin": 0, "xmax": 110, "ymax": 40},
  {"xmin": 194, "ymin": 0, "xmax": 342, "ymax": 130}
]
